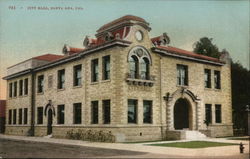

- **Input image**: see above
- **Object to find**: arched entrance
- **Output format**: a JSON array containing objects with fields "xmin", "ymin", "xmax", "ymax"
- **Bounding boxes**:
[
  {"xmin": 174, "ymin": 98, "xmax": 192, "ymax": 130},
  {"xmin": 47, "ymin": 109, "xmax": 53, "ymax": 135}
]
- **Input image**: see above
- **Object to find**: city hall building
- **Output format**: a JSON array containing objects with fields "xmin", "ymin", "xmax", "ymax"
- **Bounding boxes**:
[{"xmin": 3, "ymin": 15, "xmax": 233, "ymax": 142}]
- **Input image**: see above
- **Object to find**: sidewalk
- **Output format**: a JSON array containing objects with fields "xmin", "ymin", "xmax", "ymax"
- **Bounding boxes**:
[{"xmin": 0, "ymin": 134, "xmax": 249, "ymax": 157}]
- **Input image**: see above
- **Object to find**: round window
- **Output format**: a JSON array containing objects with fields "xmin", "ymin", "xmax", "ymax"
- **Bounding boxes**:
[{"xmin": 135, "ymin": 30, "xmax": 143, "ymax": 41}]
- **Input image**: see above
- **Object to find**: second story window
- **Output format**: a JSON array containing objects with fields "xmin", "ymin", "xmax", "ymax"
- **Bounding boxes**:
[
  {"xmin": 58, "ymin": 69, "xmax": 65, "ymax": 89},
  {"xmin": 24, "ymin": 78, "xmax": 28, "ymax": 95},
  {"xmin": 19, "ymin": 80, "xmax": 23, "ymax": 96},
  {"xmin": 177, "ymin": 64, "xmax": 188, "ymax": 86},
  {"xmin": 37, "ymin": 75, "xmax": 44, "ymax": 93},
  {"xmin": 204, "ymin": 69, "xmax": 211, "ymax": 88},
  {"xmin": 91, "ymin": 59, "xmax": 99, "ymax": 82},
  {"xmin": 9, "ymin": 83, "xmax": 12, "ymax": 98},
  {"xmin": 103, "ymin": 55, "xmax": 110, "ymax": 80},
  {"xmin": 140, "ymin": 58, "xmax": 150, "ymax": 80},
  {"xmin": 129, "ymin": 56, "xmax": 139, "ymax": 79},
  {"xmin": 73, "ymin": 65, "xmax": 82, "ymax": 86},
  {"xmin": 214, "ymin": 70, "xmax": 221, "ymax": 89},
  {"xmin": 13, "ymin": 81, "xmax": 17, "ymax": 97}
]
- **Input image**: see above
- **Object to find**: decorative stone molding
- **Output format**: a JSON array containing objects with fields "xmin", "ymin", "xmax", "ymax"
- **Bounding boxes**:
[{"xmin": 126, "ymin": 73, "xmax": 155, "ymax": 87}]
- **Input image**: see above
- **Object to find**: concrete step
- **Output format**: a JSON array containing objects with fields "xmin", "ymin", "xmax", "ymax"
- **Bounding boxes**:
[{"xmin": 185, "ymin": 130, "xmax": 207, "ymax": 140}]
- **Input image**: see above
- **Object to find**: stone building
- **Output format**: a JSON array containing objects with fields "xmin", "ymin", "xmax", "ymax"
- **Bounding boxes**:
[{"xmin": 3, "ymin": 15, "xmax": 233, "ymax": 142}]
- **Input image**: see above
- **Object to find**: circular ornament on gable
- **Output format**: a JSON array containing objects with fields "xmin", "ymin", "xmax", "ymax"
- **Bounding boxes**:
[{"xmin": 135, "ymin": 30, "xmax": 143, "ymax": 41}]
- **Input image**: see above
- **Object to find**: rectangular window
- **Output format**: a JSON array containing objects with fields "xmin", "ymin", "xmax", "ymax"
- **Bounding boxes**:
[
  {"xmin": 8, "ymin": 109, "xmax": 12, "ymax": 124},
  {"xmin": 37, "ymin": 75, "xmax": 44, "ymax": 93},
  {"xmin": 128, "ymin": 99, "xmax": 137, "ymax": 123},
  {"xmin": 19, "ymin": 80, "xmax": 23, "ymax": 96},
  {"xmin": 24, "ymin": 108, "xmax": 28, "ymax": 124},
  {"xmin": 9, "ymin": 83, "xmax": 12, "ymax": 98},
  {"xmin": 73, "ymin": 103, "xmax": 82, "ymax": 124},
  {"xmin": 13, "ymin": 81, "xmax": 17, "ymax": 97},
  {"xmin": 103, "ymin": 100, "xmax": 110, "ymax": 124},
  {"xmin": 102, "ymin": 55, "xmax": 110, "ymax": 80},
  {"xmin": 215, "ymin": 104, "xmax": 222, "ymax": 123},
  {"xmin": 57, "ymin": 105, "xmax": 65, "ymax": 124},
  {"xmin": 204, "ymin": 69, "xmax": 211, "ymax": 88},
  {"xmin": 18, "ymin": 108, "xmax": 22, "ymax": 124},
  {"xmin": 205, "ymin": 104, "xmax": 212, "ymax": 124},
  {"xmin": 91, "ymin": 59, "xmax": 99, "ymax": 82},
  {"xmin": 24, "ymin": 78, "xmax": 28, "ymax": 95},
  {"xmin": 73, "ymin": 65, "xmax": 82, "ymax": 86},
  {"xmin": 91, "ymin": 101, "xmax": 98, "ymax": 124},
  {"xmin": 214, "ymin": 71, "xmax": 221, "ymax": 89},
  {"xmin": 13, "ymin": 109, "xmax": 17, "ymax": 124},
  {"xmin": 37, "ymin": 107, "xmax": 43, "ymax": 124},
  {"xmin": 58, "ymin": 69, "xmax": 65, "ymax": 89},
  {"xmin": 177, "ymin": 64, "xmax": 188, "ymax": 86},
  {"xmin": 143, "ymin": 100, "xmax": 152, "ymax": 124},
  {"xmin": 48, "ymin": 75, "xmax": 53, "ymax": 88}
]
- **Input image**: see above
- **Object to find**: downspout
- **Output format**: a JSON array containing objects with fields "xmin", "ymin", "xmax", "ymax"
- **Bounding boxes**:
[
  {"xmin": 159, "ymin": 56, "xmax": 164, "ymax": 139},
  {"xmin": 30, "ymin": 70, "xmax": 35, "ymax": 136}
]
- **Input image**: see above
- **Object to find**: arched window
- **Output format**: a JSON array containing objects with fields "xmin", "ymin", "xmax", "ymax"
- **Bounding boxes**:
[
  {"xmin": 129, "ymin": 55, "xmax": 139, "ymax": 78},
  {"xmin": 140, "ymin": 58, "xmax": 150, "ymax": 80}
]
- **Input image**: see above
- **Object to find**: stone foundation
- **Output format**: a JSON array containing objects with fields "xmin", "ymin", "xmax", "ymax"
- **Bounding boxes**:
[
  {"xmin": 12, "ymin": 125, "xmax": 163, "ymax": 142},
  {"xmin": 5, "ymin": 126, "xmax": 30, "ymax": 136}
]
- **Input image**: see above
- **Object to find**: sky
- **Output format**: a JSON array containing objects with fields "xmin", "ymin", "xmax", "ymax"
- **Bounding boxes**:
[{"xmin": 0, "ymin": 0, "xmax": 249, "ymax": 99}]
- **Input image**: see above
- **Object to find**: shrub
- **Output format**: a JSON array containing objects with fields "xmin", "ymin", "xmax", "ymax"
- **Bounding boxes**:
[{"xmin": 66, "ymin": 129, "xmax": 115, "ymax": 142}]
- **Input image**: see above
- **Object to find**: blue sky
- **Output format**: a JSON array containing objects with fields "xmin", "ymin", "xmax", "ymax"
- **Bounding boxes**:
[{"xmin": 0, "ymin": 0, "xmax": 249, "ymax": 99}]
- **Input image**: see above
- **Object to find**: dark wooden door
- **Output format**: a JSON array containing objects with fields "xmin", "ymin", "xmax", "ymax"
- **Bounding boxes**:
[{"xmin": 47, "ymin": 109, "xmax": 53, "ymax": 135}]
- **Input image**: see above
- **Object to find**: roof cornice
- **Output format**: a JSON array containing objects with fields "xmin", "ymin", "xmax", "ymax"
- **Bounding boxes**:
[
  {"xmin": 3, "ymin": 40, "xmax": 131, "ymax": 80},
  {"xmin": 152, "ymin": 47, "xmax": 224, "ymax": 66}
]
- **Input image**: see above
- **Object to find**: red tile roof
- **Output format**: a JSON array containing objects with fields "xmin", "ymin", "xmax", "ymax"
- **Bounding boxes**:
[
  {"xmin": 97, "ymin": 15, "xmax": 147, "ymax": 32},
  {"xmin": 68, "ymin": 47, "xmax": 85, "ymax": 55},
  {"xmin": 156, "ymin": 46, "xmax": 222, "ymax": 63},
  {"xmin": 33, "ymin": 54, "xmax": 64, "ymax": 62}
]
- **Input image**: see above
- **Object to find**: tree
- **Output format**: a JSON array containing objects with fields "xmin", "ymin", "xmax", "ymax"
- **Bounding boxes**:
[
  {"xmin": 193, "ymin": 37, "xmax": 221, "ymax": 58},
  {"xmin": 231, "ymin": 61, "xmax": 250, "ymax": 135}
]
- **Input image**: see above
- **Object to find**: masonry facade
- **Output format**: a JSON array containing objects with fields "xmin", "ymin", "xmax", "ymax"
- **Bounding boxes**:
[{"xmin": 4, "ymin": 15, "xmax": 233, "ymax": 142}]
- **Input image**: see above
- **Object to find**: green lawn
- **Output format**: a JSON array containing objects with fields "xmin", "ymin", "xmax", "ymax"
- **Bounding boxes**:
[{"xmin": 150, "ymin": 141, "xmax": 238, "ymax": 148}]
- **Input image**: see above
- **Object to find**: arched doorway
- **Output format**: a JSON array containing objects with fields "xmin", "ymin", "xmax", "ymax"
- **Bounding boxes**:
[
  {"xmin": 47, "ymin": 109, "xmax": 53, "ymax": 135},
  {"xmin": 174, "ymin": 98, "xmax": 192, "ymax": 130}
]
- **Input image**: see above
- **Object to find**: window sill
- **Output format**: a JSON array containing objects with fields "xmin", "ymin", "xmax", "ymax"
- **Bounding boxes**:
[
  {"xmin": 90, "ymin": 82, "xmax": 99, "ymax": 85},
  {"xmin": 101, "ymin": 79, "xmax": 111, "ymax": 83},
  {"xmin": 57, "ymin": 88, "xmax": 65, "ymax": 92},
  {"xmin": 37, "ymin": 92, "xmax": 44, "ymax": 95},
  {"xmin": 73, "ymin": 85, "xmax": 82, "ymax": 89},
  {"xmin": 176, "ymin": 85, "xmax": 189, "ymax": 88},
  {"xmin": 214, "ymin": 88, "xmax": 221, "ymax": 91}
]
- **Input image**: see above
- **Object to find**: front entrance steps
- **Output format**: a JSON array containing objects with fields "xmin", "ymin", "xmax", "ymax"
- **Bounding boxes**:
[
  {"xmin": 166, "ymin": 130, "xmax": 207, "ymax": 140},
  {"xmin": 185, "ymin": 130, "xmax": 207, "ymax": 140}
]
